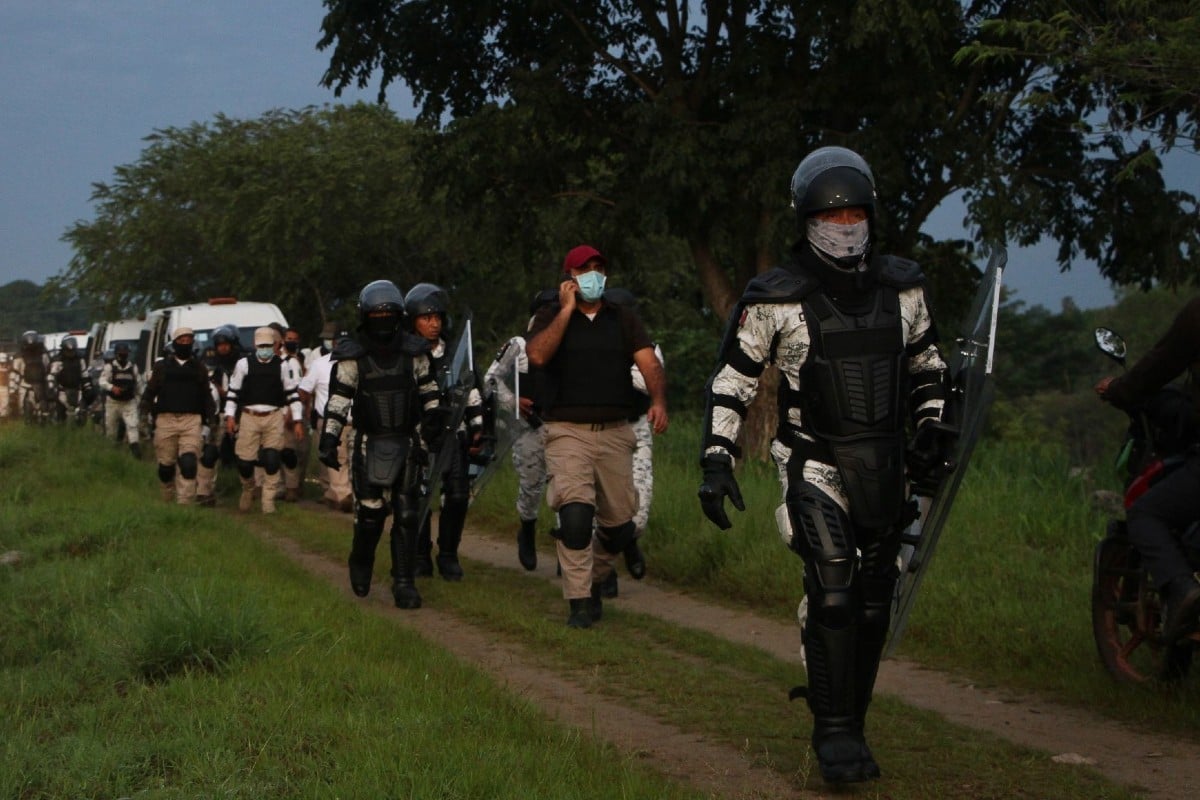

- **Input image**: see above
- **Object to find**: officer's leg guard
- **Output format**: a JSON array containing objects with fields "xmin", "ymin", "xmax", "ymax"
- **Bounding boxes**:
[
  {"xmin": 349, "ymin": 499, "xmax": 387, "ymax": 597},
  {"xmin": 435, "ymin": 476, "xmax": 470, "ymax": 581},
  {"xmin": 558, "ymin": 502, "xmax": 595, "ymax": 628},
  {"xmin": 849, "ymin": 531, "xmax": 901, "ymax": 779},
  {"xmin": 390, "ymin": 493, "xmax": 422, "ymax": 609},
  {"xmin": 594, "ymin": 520, "xmax": 636, "ymax": 603},
  {"xmin": 415, "ymin": 514, "xmax": 434, "ymax": 577},
  {"xmin": 517, "ymin": 517, "xmax": 538, "ymax": 571},
  {"xmin": 787, "ymin": 482, "xmax": 874, "ymax": 784}
]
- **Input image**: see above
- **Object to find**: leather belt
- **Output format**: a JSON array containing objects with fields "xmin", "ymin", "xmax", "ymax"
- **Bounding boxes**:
[{"xmin": 243, "ymin": 408, "xmax": 280, "ymax": 417}]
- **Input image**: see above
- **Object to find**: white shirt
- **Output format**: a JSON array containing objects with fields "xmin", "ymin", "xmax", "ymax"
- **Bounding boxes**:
[{"xmin": 299, "ymin": 351, "xmax": 333, "ymax": 417}]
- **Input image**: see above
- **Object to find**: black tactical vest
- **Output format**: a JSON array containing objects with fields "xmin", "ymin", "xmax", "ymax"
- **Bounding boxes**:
[
  {"xmin": 544, "ymin": 308, "xmax": 635, "ymax": 420},
  {"xmin": 796, "ymin": 286, "xmax": 908, "ymax": 528},
  {"xmin": 239, "ymin": 356, "xmax": 287, "ymax": 407},
  {"xmin": 21, "ymin": 349, "xmax": 46, "ymax": 383},
  {"xmin": 155, "ymin": 358, "xmax": 206, "ymax": 414},
  {"xmin": 57, "ymin": 357, "xmax": 83, "ymax": 390},
  {"xmin": 110, "ymin": 361, "xmax": 137, "ymax": 397},
  {"xmin": 352, "ymin": 353, "xmax": 417, "ymax": 435}
]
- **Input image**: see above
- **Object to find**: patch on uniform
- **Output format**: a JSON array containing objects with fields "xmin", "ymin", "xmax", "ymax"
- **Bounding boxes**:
[{"xmin": 738, "ymin": 308, "xmax": 749, "ymax": 327}]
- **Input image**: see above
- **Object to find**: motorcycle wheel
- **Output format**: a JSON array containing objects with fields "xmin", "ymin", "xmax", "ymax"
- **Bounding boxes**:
[{"xmin": 1091, "ymin": 535, "xmax": 1173, "ymax": 683}]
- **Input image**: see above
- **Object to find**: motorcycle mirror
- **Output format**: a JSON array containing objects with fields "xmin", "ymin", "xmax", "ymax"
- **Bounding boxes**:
[{"xmin": 1094, "ymin": 327, "xmax": 1127, "ymax": 365}]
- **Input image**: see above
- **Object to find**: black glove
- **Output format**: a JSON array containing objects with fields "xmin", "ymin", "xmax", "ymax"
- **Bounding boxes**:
[
  {"xmin": 698, "ymin": 454, "xmax": 745, "ymax": 530},
  {"xmin": 906, "ymin": 423, "xmax": 956, "ymax": 494},
  {"xmin": 317, "ymin": 431, "xmax": 341, "ymax": 470}
]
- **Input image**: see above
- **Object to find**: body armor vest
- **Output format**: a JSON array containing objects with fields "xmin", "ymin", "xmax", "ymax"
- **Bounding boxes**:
[
  {"xmin": 239, "ymin": 356, "xmax": 287, "ymax": 407},
  {"xmin": 21, "ymin": 350, "xmax": 46, "ymax": 383},
  {"xmin": 544, "ymin": 309, "xmax": 635, "ymax": 421},
  {"xmin": 796, "ymin": 286, "xmax": 908, "ymax": 528},
  {"xmin": 57, "ymin": 357, "xmax": 83, "ymax": 389},
  {"xmin": 110, "ymin": 361, "xmax": 137, "ymax": 398},
  {"xmin": 352, "ymin": 353, "xmax": 417, "ymax": 435},
  {"xmin": 155, "ymin": 358, "xmax": 206, "ymax": 414}
]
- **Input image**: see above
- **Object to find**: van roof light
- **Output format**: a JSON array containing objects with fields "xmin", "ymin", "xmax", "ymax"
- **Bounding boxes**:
[{"xmin": 208, "ymin": 297, "xmax": 238, "ymax": 305}]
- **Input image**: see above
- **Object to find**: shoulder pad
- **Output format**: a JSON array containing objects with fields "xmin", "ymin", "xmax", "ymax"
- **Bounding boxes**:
[
  {"xmin": 741, "ymin": 266, "xmax": 821, "ymax": 303},
  {"xmin": 601, "ymin": 287, "xmax": 638, "ymax": 308},
  {"xmin": 331, "ymin": 338, "xmax": 365, "ymax": 361},
  {"xmin": 875, "ymin": 255, "xmax": 926, "ymax": 289},
  {"xmin": 530, "ymin": 289, "xmax": 558, "ymax": 314},
  {"xmin": 400, "ymin": 333, "xmax": 433, "ymax": 357}
]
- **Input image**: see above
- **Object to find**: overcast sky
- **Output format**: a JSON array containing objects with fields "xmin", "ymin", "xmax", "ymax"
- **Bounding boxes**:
[{"xmin": 0, "ymin": 1, "xmax": 1132, "ymax": 310}]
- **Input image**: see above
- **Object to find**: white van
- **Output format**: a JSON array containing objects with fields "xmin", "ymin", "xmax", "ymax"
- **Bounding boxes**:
[
  {"xmin": 87, "ymin": 317, "xmax": 146, "ymax": 366},
  {"xmin": 137, "ymin": 298, "xmax": 289, "ymax": 373}
]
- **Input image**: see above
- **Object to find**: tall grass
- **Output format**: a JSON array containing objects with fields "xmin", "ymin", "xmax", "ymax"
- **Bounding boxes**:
[{"xmin": 0, "ymin": 425, "xmax": 706, "ymax": 800}]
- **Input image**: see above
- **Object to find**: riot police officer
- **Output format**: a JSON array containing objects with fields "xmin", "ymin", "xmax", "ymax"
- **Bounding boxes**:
[
  {"xmin": 50, "ymin": 336, "xmax": 92, "ymax": 424},
  {"xmin": 14, "ymin": 331, "xmax": 49, "ymax": 423},
  {"xmin": 318, "ymin": 280, "xmax": 444, "ymax": 609},
  {"xmin": 407, "ymin": 282, "xmax": 484, "ymax": 581},
  {"xmin": 698, "ymin": 146, "xmax": 949, "ymax": 784}
]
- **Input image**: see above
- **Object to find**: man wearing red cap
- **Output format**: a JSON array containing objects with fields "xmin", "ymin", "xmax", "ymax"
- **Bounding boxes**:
[{"xmin": 527, "ymin": 244, "xmax": 669, "ymax": 628}]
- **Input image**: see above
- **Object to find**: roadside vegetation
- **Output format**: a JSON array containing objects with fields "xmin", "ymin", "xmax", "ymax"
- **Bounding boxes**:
[{"xmin": 2, "ymin": 412, "xmax": 1187, "ymax": 798}]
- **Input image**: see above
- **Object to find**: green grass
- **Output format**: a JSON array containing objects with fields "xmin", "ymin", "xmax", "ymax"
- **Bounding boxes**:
[{"xmin": 0, "ymin": 420, "xmax": 1185, "ymax": 798}]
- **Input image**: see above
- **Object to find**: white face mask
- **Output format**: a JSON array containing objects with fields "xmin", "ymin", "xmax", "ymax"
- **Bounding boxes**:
[{"xmin": 806, "ymin": 217, "xmax": 870, "ymax": 264}]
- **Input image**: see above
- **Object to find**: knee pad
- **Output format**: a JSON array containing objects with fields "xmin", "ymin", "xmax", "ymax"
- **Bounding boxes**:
[
  {"xmin": 789, "ymin": 483, "xmax": 857, "ymax": 629},
  {"xmin": 357, "ymin": 500, "xmax": 389, "ymax": 529},
  {"xmin": 598, "ymin": 521, "xmax": 636, "ymax": 554},
  {"xmin": 281, "ymin": 448, "xmax": 298, "ymax": 469},
  {"xmin": 200, "ymin": 443, "xmax": 219, "ymax": 469},
  {"xmin": 157, "ymin": 463, "xmax": 176, "ymax": 484},
  {"xmin": 237, "ymin": 458, "xmax": 256, "ymax": 479},
  {"xmin": 558, "ymin": 502, "xmax": 595, "ymax": 550},
  {"xmin": 177, "ymin": 452, "xmax": 198, "ymax": 479},
  {"xmin": 260, "ymin": 448, "xmax": 282, "ymax": 475}
]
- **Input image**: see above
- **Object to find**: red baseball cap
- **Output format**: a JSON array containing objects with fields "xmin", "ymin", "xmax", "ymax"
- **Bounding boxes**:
[{"xmin": 562, "ymin": 245, "xmax": 606, "ymax": 273}]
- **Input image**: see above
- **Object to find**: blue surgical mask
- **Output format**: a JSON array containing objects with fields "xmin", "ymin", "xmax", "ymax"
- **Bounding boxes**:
[
  {"xmin": 575, "ymin": 271, "xmax": 606, "ymax": 302},
  {"xmin": 256, "ymin": 346, "xmax": 275, "ymax": 361}
]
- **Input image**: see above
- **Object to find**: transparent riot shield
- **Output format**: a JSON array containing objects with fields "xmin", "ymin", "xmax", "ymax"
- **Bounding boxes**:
[
  {"xmin": 466, "ymin": 336, "xmax": 526, "ymax": 503},
  {"xmin": 418, "ymin": 314, "xmax": 477, "ymax": 527},
  {"xmin": 886, "ymin": 246, "xmax": 1005, "ymax": 656}
]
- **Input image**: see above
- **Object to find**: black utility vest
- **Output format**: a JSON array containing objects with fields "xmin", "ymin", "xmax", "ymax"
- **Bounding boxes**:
[
  {"xmin": 57, "ymin": 357, "xmax": 83, "ymax": 389},
  {"xmin": 239, "ymin": 356, "xmax": 287, "ymax": 407},
  {"xmin": 155, "ymin": 358, "xmax": 206, "ymax": 414},
  {"xmin": 110, "ymin": 361, "xmax": 137, "ymax": 397},
  {"xmin": 546, "ymin": 308, "xmax": 635, "ymax": 421},
  {"xmin": 352, "ymin": 353, "xmax": 417, "ymax": 435}
]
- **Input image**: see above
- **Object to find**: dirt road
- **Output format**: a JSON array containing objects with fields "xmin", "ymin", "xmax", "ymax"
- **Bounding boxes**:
[{"xmin": 264, "ymin": 510, "xmax": 1198, "ymax": 799}]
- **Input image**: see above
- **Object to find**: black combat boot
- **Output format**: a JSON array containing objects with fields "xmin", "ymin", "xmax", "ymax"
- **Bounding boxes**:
[
  {"xmin": 805, "ymin": 619, "xmax": 875, "ymax": 784},
  {"xmin": 129, "ymin": 442, "xmax": 142, "ymax": 460},
  {"xmin": 348, "ymin": 511, "xmax": 384, "ymax": 598},
  {"xmin": 598, "ymin": 569, "xmax": 618, "ymax": 598},
  {"xmin": 390, "ymin": 524, "xmax": 422, "ymax": 609},
  {"xmin": 588, "ymin": 581, "xmax": 604, "ymax": 622},
  {"xmin": 517, "ymin": 518, "xmax": 538, "ymax": 571},
  {"xmin": 567, "ymin": 598, "xmax": 592, "ymax": 629},
  {"xmin": 435, "ymin": 499, "xmax": 467, "ymax": 581}
]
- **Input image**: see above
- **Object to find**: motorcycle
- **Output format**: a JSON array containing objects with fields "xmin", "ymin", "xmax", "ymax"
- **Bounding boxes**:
[{"xmin": 1092, "ymin": 326, "xmax": 1200, "ymax": 683}]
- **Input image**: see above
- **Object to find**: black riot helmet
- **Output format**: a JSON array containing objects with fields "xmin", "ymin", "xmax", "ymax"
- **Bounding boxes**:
[
  {"xmin": 61, "ymin": 337, "xmax": 79, "ymax": 356},
  {"xmin": 20, "ymin": 330, "xmax": 40, "ymax": 350},
  {"xmin": 790, "ymin": 146, "xmax": 876, "ymax": 222},
  {"xmin": 212, "ymin": 324, "xmax": 240, "ymax": 350},
  {"xmin": 358, "ymin": 279, "xmax": 406, "ymax": 343},
  {"xmin": 404, "ymin": 282, "xmax": 450, "ymax": 324}
]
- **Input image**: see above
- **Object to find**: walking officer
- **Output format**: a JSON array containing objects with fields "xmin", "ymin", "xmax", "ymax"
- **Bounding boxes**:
[
  {"xmin": 698, "ymin": 146, "xmax": 950, "ymax": 784},
  {"xmin": 225, "ymin": 327, "xmax": 304, "ymax": 514},
  {"xmin": 140, "ymin": 327, "xmax": 216, "ymax": 504},
  {"xmin": 318, "ymin": 280, "xmax": 444, "ymax": 609},
  {"xmin": 99, "ymin": 342, "xmax": 142, "ymax": 458}
]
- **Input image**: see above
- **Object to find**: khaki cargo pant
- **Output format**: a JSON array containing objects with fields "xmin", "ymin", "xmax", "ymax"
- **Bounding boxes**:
[
  {"xmin": 153, "ymin": 412, "xmax": 202, "ymax": 504},
  {"xmin": 237, "ymin": 409, "xmax": 286, "ymax": 512}
]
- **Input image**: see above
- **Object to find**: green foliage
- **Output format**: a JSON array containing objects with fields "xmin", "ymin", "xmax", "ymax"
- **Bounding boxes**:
[{"xmin": 0, "ymin": 280, "xmax": 94, "ymax": 342}]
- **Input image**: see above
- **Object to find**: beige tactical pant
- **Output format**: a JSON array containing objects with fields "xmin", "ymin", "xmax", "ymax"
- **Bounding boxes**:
[
  {"xmin": 236, "ymin": 409, "xmax": 286, "ymax": 512},
  {"xmin": 153, "ymin": 413, "xmax": 202, "ymax": 504}
]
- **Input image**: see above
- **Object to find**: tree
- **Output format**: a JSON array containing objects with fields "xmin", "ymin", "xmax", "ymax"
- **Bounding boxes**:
[
  {"xmin": 957, "ymin": 0, "xmax": 1200, "ymax": 290},
  {"xmin": 60, "ymin": 104, "xmax": 443, "ymax": 337},
  {"xmin": 317, "ymin": 0, "xmax": 1196, "ymax": 454}
]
